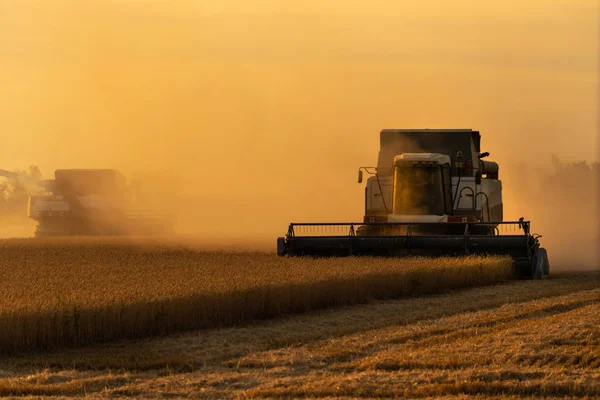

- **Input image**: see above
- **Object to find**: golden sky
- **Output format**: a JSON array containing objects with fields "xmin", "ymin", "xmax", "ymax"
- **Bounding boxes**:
[{"xmin": 0, "ymin": 0, "xmax": 598, "ymax": 236}]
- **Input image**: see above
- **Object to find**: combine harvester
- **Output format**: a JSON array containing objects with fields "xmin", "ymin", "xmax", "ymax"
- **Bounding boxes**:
[
  {"xmin": 0, "ymin": 168, "xmax": 175, "ymax": 237},
  {"xmin": 277, "ymin": 129, "xmax": 550, "ymax": 279}
]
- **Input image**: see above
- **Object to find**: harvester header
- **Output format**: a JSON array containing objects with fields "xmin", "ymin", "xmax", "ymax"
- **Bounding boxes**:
[{"xmin": 278, "ymin": 128, "xmax": 550, "ymax": 280}]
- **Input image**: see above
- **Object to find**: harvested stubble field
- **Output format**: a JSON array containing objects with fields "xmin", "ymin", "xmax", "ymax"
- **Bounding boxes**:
[{"xmin": 0, "ymin": 237, "xmax": 513, "ymax": 354}]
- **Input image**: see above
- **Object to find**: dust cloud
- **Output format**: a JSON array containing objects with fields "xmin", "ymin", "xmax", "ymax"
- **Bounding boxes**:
[
  {"xmin": 0, "ymin": 1, "xmax": 598, "ymax": 268},
  {"xmin": 503, "ymin": 158, "xmax": 599, "ymax": 271}
]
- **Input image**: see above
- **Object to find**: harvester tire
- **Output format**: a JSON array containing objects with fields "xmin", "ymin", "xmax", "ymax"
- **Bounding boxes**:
[
  {"xmin": 533, "ymin": 247, "xmax": 549, "ymax": 280},
  {"xmin": 539, "ymin": 247, "xmax": 550, "ymax": 276},
  {"xmin": 277, "ymin": 237, "xmax": 286, "ymax": 256}
]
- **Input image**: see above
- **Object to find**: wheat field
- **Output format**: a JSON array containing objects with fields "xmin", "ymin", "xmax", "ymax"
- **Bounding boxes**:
[
  {"xmin": 0, "ymin": 237, "xmax": 513, "ymax": 354},
  {"xmin": 0, "ymin": 270, "xmax": 597, "ymax": 398},
  {"xmin": 3, "ymin": 237, "xmax": 596, "ymax": 398}
]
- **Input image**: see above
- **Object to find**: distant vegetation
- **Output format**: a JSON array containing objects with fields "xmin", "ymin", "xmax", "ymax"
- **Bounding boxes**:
[
  {"xmin": 546, "ymin": 155, "xmax": 599, "ymax": 203},
  {"xmin": 0, "ymin": 166, "xmax": 43, "ymax": 221},
  {"xmin": 508, "ymin": 155, "xmax": 599, "ymax": 205},
  {"xmin": 0, "ymin": 238, "xmax": 512, "ymax": 354}
]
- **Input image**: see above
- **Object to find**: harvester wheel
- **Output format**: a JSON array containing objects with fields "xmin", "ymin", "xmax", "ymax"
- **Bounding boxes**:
[
  {"xmin": 277, "ymin": 237, "xmax": 286, "ymax": 256},
  {"xmin": 539, "ymin": 247, "xmax": 550, "ymax": 276},
  {"xmin": 533, "ymin": 247, "xmax": 549, "ymax": 280}
]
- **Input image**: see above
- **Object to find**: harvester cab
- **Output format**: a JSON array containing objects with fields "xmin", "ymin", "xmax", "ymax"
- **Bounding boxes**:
[
  {"xmin": 360, "ymin": 129, "xmax": 502, "ymax": 227},
  {"xmin": 278, "ymin": 129, "xmax": 550, "ymax": 280}
]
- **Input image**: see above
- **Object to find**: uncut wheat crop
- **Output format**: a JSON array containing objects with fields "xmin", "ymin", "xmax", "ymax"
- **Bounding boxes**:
[{"xmin": 0, "ymin": 237, "xmax": 513, "ymax": 354}]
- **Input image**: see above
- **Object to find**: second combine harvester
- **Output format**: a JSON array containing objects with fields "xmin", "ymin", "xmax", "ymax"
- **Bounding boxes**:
[
  {"xmin": 0, "ymin": 168, "xmax": 174, "ymax": 237},
  {"xmin": 277, "ymin": 129, "xmax": 550, "ymax": 279}
]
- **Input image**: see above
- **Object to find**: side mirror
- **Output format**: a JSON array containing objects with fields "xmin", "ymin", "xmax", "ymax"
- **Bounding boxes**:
[{"xmin": 358, "ymin": 169, "xmax": 363, "ymax": 183}]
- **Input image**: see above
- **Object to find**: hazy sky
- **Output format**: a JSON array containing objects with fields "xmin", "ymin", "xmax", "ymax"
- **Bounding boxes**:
[{"xmin": 0, "ymin": 0, "xmax": 598, "ymax": 235}]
